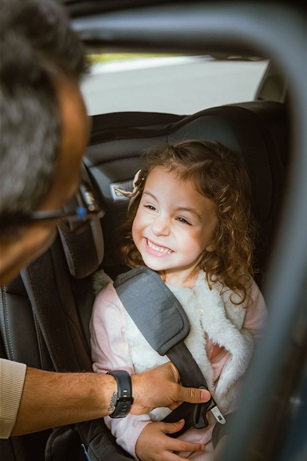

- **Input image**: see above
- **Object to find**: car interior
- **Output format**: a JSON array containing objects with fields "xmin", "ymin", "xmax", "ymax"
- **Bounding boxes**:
[{"xmin": 0, "ymin": 1, "xmax": 306, "ymax": 461}]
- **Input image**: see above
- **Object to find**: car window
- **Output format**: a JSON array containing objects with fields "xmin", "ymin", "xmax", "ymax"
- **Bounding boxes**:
[{"xmin": 81, "ymin": 53, "xmax": 268, "ymax": 115}]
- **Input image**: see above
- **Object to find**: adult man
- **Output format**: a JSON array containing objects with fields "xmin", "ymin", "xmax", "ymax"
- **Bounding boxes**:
[{"xmin": 0, "ymin": 0, "xmax": 209, "ymax": 440}]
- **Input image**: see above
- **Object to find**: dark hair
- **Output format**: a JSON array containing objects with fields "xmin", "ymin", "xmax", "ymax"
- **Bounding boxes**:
[
  {"xmin": 0, "ymin": 0, "xmax": 88, "ymax": 239},
  {"xmin": 121, "ymin": 140, "xmax": 256, "ymax": 303}
]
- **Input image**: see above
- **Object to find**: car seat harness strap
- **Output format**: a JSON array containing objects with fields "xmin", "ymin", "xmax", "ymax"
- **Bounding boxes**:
[{"xmin": 114, "ymin": 266, "xmax": 225, "ymax": 437}]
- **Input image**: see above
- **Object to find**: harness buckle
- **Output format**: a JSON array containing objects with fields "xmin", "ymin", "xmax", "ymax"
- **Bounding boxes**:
[
  {"xmin": 193, "ymin": 401, "xmax": 226, "ymax": 428},
  {"xmin": 164, "ymin": 387, "xmax": 226, "ymax": 438},
  {"xmin": 193, "ymin": 388, "xmax": 226, "ymax": 428}
]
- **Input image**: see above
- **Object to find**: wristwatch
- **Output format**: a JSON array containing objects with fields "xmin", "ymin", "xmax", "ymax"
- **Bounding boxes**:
[{"xmin": 107, "ymin": 370, "xmax": 134, "ymax": 418}]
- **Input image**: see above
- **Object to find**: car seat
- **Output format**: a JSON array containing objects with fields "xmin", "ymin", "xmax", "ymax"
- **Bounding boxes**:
[
  {"xmin": 85, "ymin": 100, "xmax": 289, "ymax": 287},
  {"xmin": 0, "ymin": 100, "xmax": 289, "ymax": 461}
]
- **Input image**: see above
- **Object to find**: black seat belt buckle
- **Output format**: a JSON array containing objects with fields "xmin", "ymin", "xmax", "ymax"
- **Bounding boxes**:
[
  {"xmin": 193, "ymin": 387, "xmax": 226, "ymax": 429},
  {"xmin": 193, "ymin": 398, "xmax": 226, "ymax": 428},
  {"xmin": 164, "ymin": 400, "xmax": 225, "ymax": 438},
  {"xmin": 163, "ymin": 389, "xmax": 226, "ymax": 438},
  {"xmin": 193, "ymin": 397, "xmax": 215, "ymax": 429}
]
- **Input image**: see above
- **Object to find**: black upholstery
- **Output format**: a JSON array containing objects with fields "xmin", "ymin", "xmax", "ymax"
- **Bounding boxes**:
[{"xmin": 0, "ymin": 101, "xmax": 289, "ymax": 460}]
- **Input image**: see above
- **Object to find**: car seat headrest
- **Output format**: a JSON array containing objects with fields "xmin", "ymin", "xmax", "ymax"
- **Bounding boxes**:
[
  {"xmin": 169, "ymin": 102, "xmax": 286, "ymax": 227},
  {"xmin": 57, "ymin": 164, "xmax": 105, "ymax": 279}
]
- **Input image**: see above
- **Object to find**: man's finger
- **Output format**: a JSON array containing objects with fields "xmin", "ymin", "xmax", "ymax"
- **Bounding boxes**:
[{"xmin": 179, "ymin": 386, "xmax": 211, "ymax": 404}]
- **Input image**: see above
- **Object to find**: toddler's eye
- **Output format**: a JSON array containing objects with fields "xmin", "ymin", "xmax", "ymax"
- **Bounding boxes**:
[
  {"xmin": 177, "ymin": 216, "xmax": 191, "ymax": 225},
  {"xmin": 144, "ymin": 204, "xmax": 156, "ymax": 211}
]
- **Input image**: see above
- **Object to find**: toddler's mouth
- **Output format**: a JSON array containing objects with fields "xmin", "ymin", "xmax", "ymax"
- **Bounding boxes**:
[{"xmin": 146, "ymin": 238, "xmax": 173, "ymax": 255}]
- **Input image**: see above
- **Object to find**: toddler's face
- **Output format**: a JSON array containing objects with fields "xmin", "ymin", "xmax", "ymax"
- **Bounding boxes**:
[{"xmin": 132, "ymin": 166, "xmax": 217, "ymax": 286}]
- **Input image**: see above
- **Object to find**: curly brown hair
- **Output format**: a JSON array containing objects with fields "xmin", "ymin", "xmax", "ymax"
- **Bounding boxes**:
[{"xmin": 120, "ymin": 140, "xmax": 256, "ymax": 304}]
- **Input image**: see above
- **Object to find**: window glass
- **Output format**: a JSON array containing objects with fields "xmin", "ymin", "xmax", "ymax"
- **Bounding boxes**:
[{"xmin": 81, "ymin": 53, "xmax": 268, "ymax": 116}]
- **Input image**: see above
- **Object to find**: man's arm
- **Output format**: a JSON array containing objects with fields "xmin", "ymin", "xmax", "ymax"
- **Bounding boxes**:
[
  {"xmin": 9, "ymin": 362, "xmax": 209, "ymax": 437},
  {"xmin": 10, "ymin": 366, "xmax": 116, "ymax": 436}
]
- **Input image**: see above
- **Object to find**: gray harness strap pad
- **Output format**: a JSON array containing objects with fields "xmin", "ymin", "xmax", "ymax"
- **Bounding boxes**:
[
  {"xmin": 114, "ymin": 267, "xmax": 226, "ymax": 436},
  {"xmin": 114, "ymin": 267, "xmax": 190, "ymax": 355}
]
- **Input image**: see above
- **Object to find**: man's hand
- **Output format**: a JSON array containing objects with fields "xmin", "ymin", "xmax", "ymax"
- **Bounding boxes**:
[{"xmin": 130, "ymin": 361, "xmax": 210, "ymax": 415}]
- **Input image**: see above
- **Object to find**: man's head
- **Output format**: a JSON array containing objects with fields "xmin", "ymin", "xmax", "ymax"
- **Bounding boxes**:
[{"xmin": 0, "ymin": 0, "xmax": 90, "ymax": 284}]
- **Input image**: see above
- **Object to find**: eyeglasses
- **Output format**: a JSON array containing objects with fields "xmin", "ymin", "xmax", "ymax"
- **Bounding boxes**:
[{"xmin": 30, "ymin": 183, "xmax": 105, "ymax": 234}]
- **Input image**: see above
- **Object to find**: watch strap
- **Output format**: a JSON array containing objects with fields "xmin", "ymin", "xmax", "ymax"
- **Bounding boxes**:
[{"xmin": 107, "ymin": 370, "xmax": 133, "ymax": 418}]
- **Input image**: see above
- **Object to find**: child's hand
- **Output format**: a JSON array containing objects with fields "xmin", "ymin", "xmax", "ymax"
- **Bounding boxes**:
[{"xmin": 135, "ymin": 419, "xmax": 204, "ymax": 461}]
